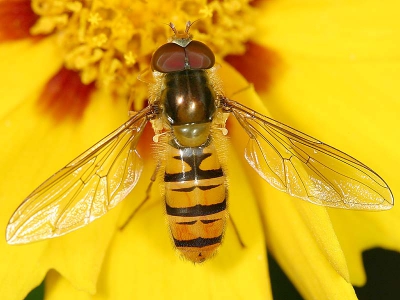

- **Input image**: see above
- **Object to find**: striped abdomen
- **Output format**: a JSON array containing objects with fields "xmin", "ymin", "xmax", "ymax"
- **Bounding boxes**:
[{"xmin": 164, "ymin": 140, "xmax": 227, "ymax": 263}]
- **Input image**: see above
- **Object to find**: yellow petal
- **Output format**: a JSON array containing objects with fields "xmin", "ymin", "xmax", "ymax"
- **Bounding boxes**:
[
  {"xmin": 259, "ymin": 186, "xmax": 357, "ymax": 299},
  {"xmin": 45, "ymin": 270, "xmax": 91, "ymax": 300},
  {"xmin": 90, "ymin": 140, "xmax": 271, "ymax": 299},
  {"xmin": 0, "ymin": 37, "xmax": 62, "ymax": 300},
  {"xmin": 329, "ymin": 209, "xmax": 400, "ymax": 285},
  {"xmin": 1, "ymin": 71, "xmax": 129, "ymax": 296},
  {"xmin": 220, "ymin": 62, "xmax": 356, "ymax": 298},
  {"xmin": 39, "ymin": 204, "xmax": 122, "ymax": 294},
  {"xmin": 0, "ymin": 37, "xmax": 62, "ymax": 119},
  {"xmin": 253, "ymin": 0, "xmax": 400, "ymax": 286},
  {"xmin": 0, "ymin": 241, "xmax": 47, "ymax": 300}
]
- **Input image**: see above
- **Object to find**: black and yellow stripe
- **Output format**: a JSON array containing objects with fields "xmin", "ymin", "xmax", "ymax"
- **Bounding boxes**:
[{"xmin": 164, "ymin": 142, "xmax": 227, "ymax": 263}]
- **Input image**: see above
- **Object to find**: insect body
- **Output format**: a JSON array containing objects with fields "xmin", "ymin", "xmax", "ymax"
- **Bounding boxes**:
[
  {"xmin": 153, "ymin": 34, "xmax": 227, "ymax": 262},
  {"xmin": 6, "ymin": 22, "xmax": 394, "ymax": 263}
]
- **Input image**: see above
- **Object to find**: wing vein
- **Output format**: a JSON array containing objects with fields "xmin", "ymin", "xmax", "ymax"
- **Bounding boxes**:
[{"xmin": 225, "ymin": 98, "xmax": 394, "ymax": 210}]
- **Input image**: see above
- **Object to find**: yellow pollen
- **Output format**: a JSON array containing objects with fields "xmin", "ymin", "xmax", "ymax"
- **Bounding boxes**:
[
  {"xmin": 91, "ymin": 33, "xmax": 108, "ymax": 47},
  {"xmin": 88, "ymin": 12, "xmax": 102, "ymax": 26},
  {"xmin": 199, "ymin": 6, "xmax": 214, "ymax": 18},
  {"xmin": 124, "ymin": 52, "xmax": 137, "ymax": 67},
  {"xmin": 29, "ymin": 0, "xmax": 256, "ymax": 104}
]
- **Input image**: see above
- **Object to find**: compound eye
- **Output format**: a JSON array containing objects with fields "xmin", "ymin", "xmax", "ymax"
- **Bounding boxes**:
[
  {"xmin": 185, "ymin": 41, "xmax": 215, "ymax": 69},
  {"xmin": 151, "ymin": 43, "xmax": 186, "ymax": 72}
]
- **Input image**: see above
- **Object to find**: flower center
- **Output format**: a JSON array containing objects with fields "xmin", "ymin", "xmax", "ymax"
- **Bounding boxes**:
[{"xmin": 30, "ymin": 0, "xmax": 255, "ymax": 102}]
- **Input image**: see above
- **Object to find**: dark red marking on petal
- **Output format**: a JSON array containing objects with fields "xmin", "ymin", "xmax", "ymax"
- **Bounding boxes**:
[
  {"xmin": 37, "ymin": 67, "xmax": 95, "ymax": 122},
  {"xmin": 250, "ymin": 0, "xmax": 263, "ymax": 7},
  {"xmin": 225, "ymin": 42, "xmax": 281, "ymax": 93},
  {"xmin": 129, "ymin": 98, "xmax": 161, "ymax": 160},
  {"xmin": 136, "ymin": 119, "xmax": 154, "ymax": 161},
  {"xmin": 0, "ymin": 0, "xmax": 40, "ymax": 41}
]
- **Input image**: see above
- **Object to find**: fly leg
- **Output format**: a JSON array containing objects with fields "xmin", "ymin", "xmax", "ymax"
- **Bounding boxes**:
[
  {"xmin": 119, "ymin": 163, "xmax": 160, "ymax": 230},
  {"xmin": 229, "ymin": 215, "xmax": 246, "ymax": 248}
]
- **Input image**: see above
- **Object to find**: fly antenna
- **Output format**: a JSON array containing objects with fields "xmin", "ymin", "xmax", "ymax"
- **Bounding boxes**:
[
  {"xmin": 168, "ymin": 21, "xmax": 194, "ymax": 46},
  {"xmin": 185, "ymin": 21, "xmax": 192, "ymax": 33},
  {"xmin": 185, "ymin": 20, "xmax": 199, "ymax": 34},
  {"xmin": 169, "ymin": 22, "xmax": 177, "ymax": 35}
]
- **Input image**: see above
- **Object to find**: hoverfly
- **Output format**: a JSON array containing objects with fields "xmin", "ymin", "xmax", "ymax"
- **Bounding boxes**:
[{"xmin": 6, "ymin": 21, "xmax": 394, "ymax": 263}]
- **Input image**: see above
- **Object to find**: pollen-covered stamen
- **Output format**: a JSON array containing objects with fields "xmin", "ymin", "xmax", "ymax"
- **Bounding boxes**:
[{"xmin": 27, "ymin": 0, "xmax": 256, "ymax": 100}]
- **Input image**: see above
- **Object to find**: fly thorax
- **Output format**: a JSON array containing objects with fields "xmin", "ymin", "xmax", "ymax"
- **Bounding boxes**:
[{"xmin": 161, "ymin": 70, "xmax": 216, "ymax": 147}]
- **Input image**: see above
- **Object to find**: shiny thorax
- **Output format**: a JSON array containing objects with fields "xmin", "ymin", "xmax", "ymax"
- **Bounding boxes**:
[{"xmin": 161, "ymin": 69, "xmax": 216, "ymax": 147}]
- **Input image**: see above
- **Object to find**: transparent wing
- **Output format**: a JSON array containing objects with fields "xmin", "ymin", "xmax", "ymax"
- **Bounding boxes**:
[
  {"xmin": 225, "ymin": 99, "xmax": 394, "ymax": 210},
  {"xmin": 6, "ymin": 107, "xmax": 151, "ymax": 244}
]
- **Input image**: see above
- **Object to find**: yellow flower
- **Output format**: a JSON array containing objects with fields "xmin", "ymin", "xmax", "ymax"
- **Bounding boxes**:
[
  {"xmin": 252, "ymin": 0, "xmax": 400, "ymax": 292},
  {"xmin": 0, "ymin": 1, "xmax": 399, "ymax": 300}
]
